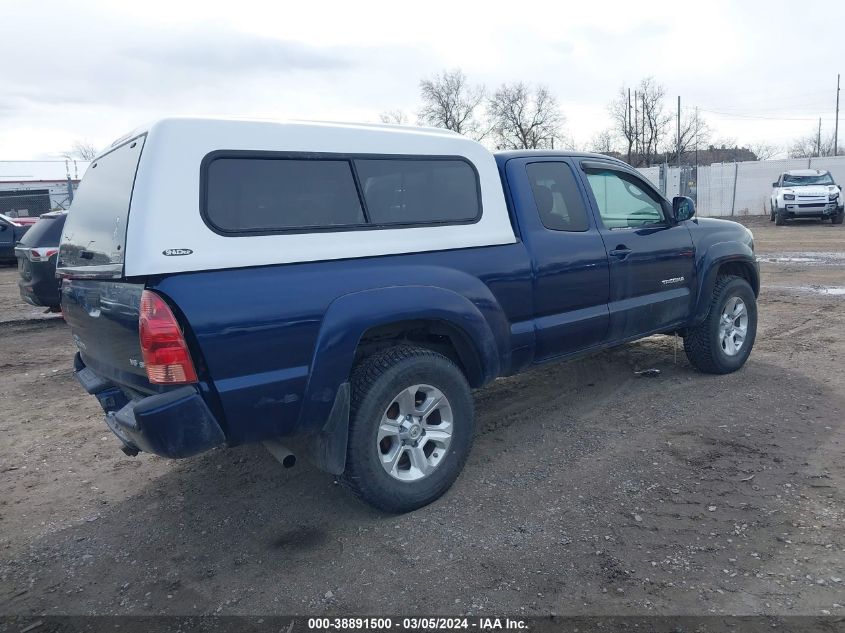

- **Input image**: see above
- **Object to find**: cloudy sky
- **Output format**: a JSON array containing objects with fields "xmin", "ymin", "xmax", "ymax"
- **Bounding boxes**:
[{"xmin": 1, "ymin": 0, "xmax": 842, "ymax": 159}]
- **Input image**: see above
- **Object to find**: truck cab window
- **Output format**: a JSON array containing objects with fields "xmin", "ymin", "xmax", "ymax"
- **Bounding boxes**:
[
  {"xmin": 585, "ymin": 169, "xmax": 665, "ymax": 229},
  {"xmin": 525, "ymin": 162, "xmax": 590, "ymax": 232}
]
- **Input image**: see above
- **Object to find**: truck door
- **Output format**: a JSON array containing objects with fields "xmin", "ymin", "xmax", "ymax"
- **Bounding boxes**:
[
  {"xmin": 505, "ymin": 158, "xmax": 610, "ymax": 361},
  {"xmin": 578, "ymin": 160, "xmax": 696, "ymax": 341}
]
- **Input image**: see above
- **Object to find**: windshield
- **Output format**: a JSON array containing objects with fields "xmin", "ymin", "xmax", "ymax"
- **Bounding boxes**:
[{"xmin": 782, "ymin": 173, "xmax": 834, "ymax": 187}]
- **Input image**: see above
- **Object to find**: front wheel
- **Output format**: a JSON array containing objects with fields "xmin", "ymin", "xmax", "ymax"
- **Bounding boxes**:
[
  {"xmin": 775, "ymin": 209, "xmax": 787, "ymax": 225},
  {"xmin": 684, "ymin": 276, "xmax": 757, "ymax": 374},
  {"xmin": 769, "ymin": 200, "xmax": 776, "ymax": 221},
  {"xmin": 833, "ymin": 211, "xmax": 844, "ymax": 225},
  {"xmin": 343, "ymin": 345, "xmax": 474, "ymax": 513}
]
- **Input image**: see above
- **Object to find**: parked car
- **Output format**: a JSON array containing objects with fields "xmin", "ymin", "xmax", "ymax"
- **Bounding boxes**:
[
  {"xmin": 770, "ymin": 169, "xmax": 844, "ymax": 225},
  {"xmin": 0, "ymin": 214, "xmax": 32, "ymax": 263},
  {"xmin": 6, "ymin": 216, "xmax": 39, "ymax": 226},
  {"xmin": 58, "ymin": 118, "xmax": 760, "ymax": 512},
  {"xmin": 15, "ymin": 211, "xmax": 67, "ymax": 311}
]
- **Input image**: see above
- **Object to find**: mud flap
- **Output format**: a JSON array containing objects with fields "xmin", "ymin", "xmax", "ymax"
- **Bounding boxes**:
[{"xmin": 300, "ymin": 382, "xmax": 350, "ymax": 475}]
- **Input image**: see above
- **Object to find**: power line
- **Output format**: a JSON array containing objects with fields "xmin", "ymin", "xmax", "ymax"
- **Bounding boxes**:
[
  {"xmin": 687, "ymin": 87, "xmax": 831, "ymax": 101},
  {"xmin": 686, "ymin": 106, "xmax": 836, "ymax": 122},
  {"xmin": 835, "ymin": 74, "xmax": 841, "ymax": 156},
  {"xmin": 692, "ymin": 96, "xmax": 829, "ymax": 110},
  {"xmin": 700, "ymin": 104, "xmax": 832, "ymax": 113}
]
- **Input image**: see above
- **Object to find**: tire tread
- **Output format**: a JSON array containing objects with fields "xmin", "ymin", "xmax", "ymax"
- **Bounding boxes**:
[
  {"xmin": 684, "ymin": 275, "xmax": 753, "ymax": 374},
  {"xmin": 342, "ymin": 345, "xmax": 473, "ymax": 513}
]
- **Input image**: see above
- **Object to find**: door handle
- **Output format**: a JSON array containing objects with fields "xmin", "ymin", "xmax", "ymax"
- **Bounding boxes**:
[{"xmin": 609, "ymin": 246, "xmax": 632, "ymax": 258}]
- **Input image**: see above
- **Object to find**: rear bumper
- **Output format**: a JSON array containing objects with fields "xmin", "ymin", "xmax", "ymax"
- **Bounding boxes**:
[
  {"xmin": 18, "ymin": 272, "xmax": 61, "ymax": 308},
  {"xmin": 74, "ymin": 353, "xmax": 225, "ymax": 458}
]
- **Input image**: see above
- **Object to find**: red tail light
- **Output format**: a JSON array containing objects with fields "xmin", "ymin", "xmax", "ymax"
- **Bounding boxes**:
[
  {"xmin": 27, "ymin": 247, "xmax": 59, "ymax": 262},
  {"xmin": 139, "ymin": 290, "xmax": 198, "ymax": 384}
]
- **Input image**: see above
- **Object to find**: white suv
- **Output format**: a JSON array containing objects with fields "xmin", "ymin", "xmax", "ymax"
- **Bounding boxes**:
[{"xmin": 770, "ymin": 169, "xmax": 844, "ymax": 225}]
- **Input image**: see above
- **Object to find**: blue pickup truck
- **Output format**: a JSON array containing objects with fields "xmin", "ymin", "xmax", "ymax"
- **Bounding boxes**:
[{"xmin": 57, "ymin": 118, "xmax": 759, "ymax": 512}]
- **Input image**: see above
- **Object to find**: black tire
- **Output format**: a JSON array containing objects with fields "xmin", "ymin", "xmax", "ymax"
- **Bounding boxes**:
[
  {"xmin": 769, "ymin": 201, "xmax": 776, "ymax": 221},
  {"xmin": 342, "ymin": 345, "xmax": 474, "ymax": 513},
  {"xmin": 775, "ymin": 209, "xmax": 787, "ymax": 225},
  {"xmin": 684, "ymin": 276, "xmax": 757, "ymax": 375},
  {"xmin": 833, "ymin": 211, "xmax": 844, "ymax": 225}
]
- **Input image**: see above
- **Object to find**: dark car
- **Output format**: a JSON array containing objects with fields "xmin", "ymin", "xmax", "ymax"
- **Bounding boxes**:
[
  {"xmin": 15, "ymin": 211, "xmax": 66, "ymax": 311},
  {"xmin": 0, "ymin": 214, "xmax": 32, "ymax": 263},
  {"xmin": 7, "ymin": 216, "xmax": 39, "ymax": 227}
]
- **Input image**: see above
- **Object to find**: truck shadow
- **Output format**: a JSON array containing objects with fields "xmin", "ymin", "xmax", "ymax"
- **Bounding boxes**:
[{"xmin": 4, "ymin": 338, "xmax": 844, "ymax": 615}]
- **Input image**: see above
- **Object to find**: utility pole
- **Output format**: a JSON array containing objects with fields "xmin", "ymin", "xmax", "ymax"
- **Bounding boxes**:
[
  {"xmin": 835, "ymin": 73, "xmax": 840, "ymax": 157},
  {"xmin": 642, "ymin": 92, "xmax": 646, "ymax": 165},
  {"xmin": 817, "ymin": 118, "xmax": 822, "ymax": 157},
  {"xmin": 694, "ymin": 106, "xmax": 699, "ymax": 167},
  {"xmin": 677, "ymin": 96, "xmax": 681, "ymax": 168},
  {"xmin": 627, "ymin": 88, "xmax": 633, "ymax": 164},
  {"xmin": 633, "ymin": 90, "xmax": 638, "ymax": 163}
]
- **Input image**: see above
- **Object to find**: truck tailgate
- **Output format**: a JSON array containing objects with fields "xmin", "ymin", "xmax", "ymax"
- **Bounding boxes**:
[{"xmin": 61, "ymin": 279, "xmax": 158, "ymax": 394}]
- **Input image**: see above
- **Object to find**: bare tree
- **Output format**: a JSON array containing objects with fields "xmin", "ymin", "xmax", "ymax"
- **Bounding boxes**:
[
  {"xmin": 589, "ymin": 129, "xmax": 617, "ymax": 154},
  {"xmin": 747, "ymin": 141, "xmax": 779, "ymax": 161},
  {"xmin": 487, "ymin": 83, "xmax": 564, "ymax": 150},
  {"xmin": 665, "ymin": 109, "xmax": 712, "ymax": 164},
  {"xmin": 418, "ymin": 69, "xmax": 487, "ymax": 140},
  {"xmin": 788, "ymin": 135, "xmax": 818, "ymax": 158},
  {"xmin": 607, "ymin": 78, "xmax": 671, "ymax": 166},
  {"xmin": 558, "ymin": 134, "xmax": 583, "ymax": 152},
  {"xmin": 608, "ymin": 86, "xmax": 636, "ymax": 163},
  {"xmin": 638, "ymin": 77, "xmax": 671, "ymax": 166},
  {"xmin": 788, "ymin": 129, "xmax": 843, "ymax": 158},
  {"xmin": 64, "ymin": 140, "xmax": 98, "ymax": 161},
  {"xmin": 378, "ymin": 109, "xmax": 409, "ymax": 125}
]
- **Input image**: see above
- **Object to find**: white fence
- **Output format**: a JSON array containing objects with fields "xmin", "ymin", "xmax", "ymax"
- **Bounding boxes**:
[{"xmin": 637, "ymin": 155, "xmax": 845, "ymax": 217}]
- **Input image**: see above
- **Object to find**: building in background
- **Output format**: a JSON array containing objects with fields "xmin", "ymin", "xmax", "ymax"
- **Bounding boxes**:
[{"xmin": 0, "ymin": 160, "xmax": 90, "ymax": 218}]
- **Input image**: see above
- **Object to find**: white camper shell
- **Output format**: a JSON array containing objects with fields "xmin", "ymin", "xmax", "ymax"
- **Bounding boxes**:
[{"xmin": 57, "ymin": 118, "xmax": 516, "ymax": 278}]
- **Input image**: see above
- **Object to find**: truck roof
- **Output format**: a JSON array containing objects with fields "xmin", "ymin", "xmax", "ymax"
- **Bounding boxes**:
[
  {"xmin": 495, "ymin": 149, "xmax": 625, "ymax": 161},
  {"xmin": 494, "ymin": 149, "xmax": 633, "ymax": 169},
  {"xmin": 104, "ymin": 117, "xmax": 466, "ymax": 157},
  {"xmin": 782, "ymin": 169, "xmax": 829, "ymax": 176}
]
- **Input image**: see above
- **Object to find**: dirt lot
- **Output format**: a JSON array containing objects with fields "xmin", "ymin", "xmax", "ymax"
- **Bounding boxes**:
[{"xmin": 1, "ymin": 216, "xmax": 844, "ymax": 617}]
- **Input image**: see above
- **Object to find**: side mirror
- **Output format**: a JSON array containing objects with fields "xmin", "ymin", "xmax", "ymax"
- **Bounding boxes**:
[
  {"xmin": 772, "ymin": 181, "xmax": 779, "ymax": 188},
  {"xmin": 672, "ymin": 196, "xmax": 696, "ymax": 222}
]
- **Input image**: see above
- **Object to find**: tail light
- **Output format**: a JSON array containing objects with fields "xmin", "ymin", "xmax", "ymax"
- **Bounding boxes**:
[
  {"xmin": 26, "ymin": 247, "xmax": 59, "ymax": 262},
  {"xmin": 138, "ymin": 290, "xmax": 198, "ymax": 384}
]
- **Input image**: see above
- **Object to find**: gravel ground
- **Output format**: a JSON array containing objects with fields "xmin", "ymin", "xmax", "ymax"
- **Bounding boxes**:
[
  {"xmin": 0, "ymin": 267, "xmax": 61, "ymax": 325},
  {"xmin": 0, "ymin": 216, "xmax": 843, "ymax": 617}
]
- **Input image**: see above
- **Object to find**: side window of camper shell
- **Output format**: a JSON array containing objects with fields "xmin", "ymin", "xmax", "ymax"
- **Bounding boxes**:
[{"xmin": 201, "ymin": 153, "xmax": 481, "ymax": 234}]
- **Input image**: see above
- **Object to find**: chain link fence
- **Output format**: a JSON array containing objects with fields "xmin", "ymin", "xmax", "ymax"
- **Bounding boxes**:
[{"xmin": 0, "ymin": 160, "xmax": 90, "ymax": 217}]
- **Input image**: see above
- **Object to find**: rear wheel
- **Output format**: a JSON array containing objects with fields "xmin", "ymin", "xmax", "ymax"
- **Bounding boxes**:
[
  {"xmin": 343, "ymin": 345, "xmax": 474, "ymax": 513},
  {"xmin": 684, "ymin": 276, "xmax": 757, "ymax": 375}
]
